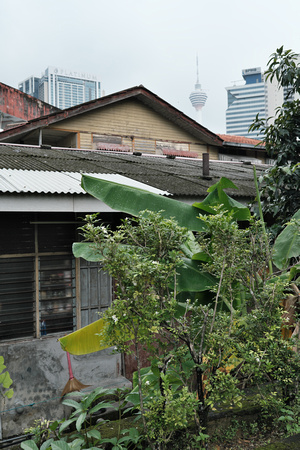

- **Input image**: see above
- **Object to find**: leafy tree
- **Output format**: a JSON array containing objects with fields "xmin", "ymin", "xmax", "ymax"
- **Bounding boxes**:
[
  {"xmin": 59, "ymin": 175, "xmax": 300, "ymax": 448},
  {"xmin": 250, "ymin": 46, "xmax": 300, "ymax": 233}
]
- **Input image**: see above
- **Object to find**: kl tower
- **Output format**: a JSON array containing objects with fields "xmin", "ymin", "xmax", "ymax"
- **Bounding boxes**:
[{"xmin": 189, "ymin": 56, "xmax": 208, "ymax": 124}]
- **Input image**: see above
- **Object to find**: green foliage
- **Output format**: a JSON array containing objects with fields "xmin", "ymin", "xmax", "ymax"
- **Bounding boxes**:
[
  {"xmin": 59, "ymin": 387, "xmax": 117, "ymax": 443},
  {"xmin": 272, "ymin": 209, "xmax": 300, "ymax": 269},
  {"xmin": 277, "ymin": 400, "xmax": 300, "ymax": 436},
  {"xmin": 21, "ymin": 387, "xmax": 145, "ymax": 450},
  {"xmin": 143, "ymin": 380, "xmax": 197, "ymax": 445},
  {"xmin": 80, "ymin": 174, "xmax": 207, "ymax": 232},
  {"xmin": 0, "ymin": 355, "xmax": 13, "ymax": 399},
  {"xmin": 24, "ymin": 419, "xmax": 54, "ymax": 446},
  {"xmin": 74, "ymin": 202, "xmax": 299, "ymax": 448},
  {"xmin": 79, "ymin": 211, "xmax": 190, "ymax": 353},
  {"xmin": 249, "ymin": 46, "xmax": 300, "ymax": 231},
  {"xmin": 68, "ymin": 172, "xmax": 300, "ymax": 449}
]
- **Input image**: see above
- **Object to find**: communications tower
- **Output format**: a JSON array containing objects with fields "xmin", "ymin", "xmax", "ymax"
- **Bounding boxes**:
[{"xmin": 189, "ymin": 56, "xmax": 207, "ymax": 123}]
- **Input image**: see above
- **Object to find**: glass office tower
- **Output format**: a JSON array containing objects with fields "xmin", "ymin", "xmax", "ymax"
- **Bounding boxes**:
[
  {"xmin": 19, "ymin": 67, "xmax": 101, "ymax": 109},
  {"xmin": 225, "ymin": 67, "xmax": 283, "ymax": 138}
]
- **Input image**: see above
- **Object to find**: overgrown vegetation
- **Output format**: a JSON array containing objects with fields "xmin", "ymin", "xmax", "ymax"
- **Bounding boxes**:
[
  {"xmin": 76, "ymin": 207, "xmax": 299, "ymax": 449},
  {"xmin": 250, "ymin": 46, "xmax": 300, "ymax": 235},
  {"xmin": 25, "ymin": 196, "xmax": 299, "ymax": 448},
  {"xmin": 24, "ymin": 47, "xmax": 300, "ymax": 450}
]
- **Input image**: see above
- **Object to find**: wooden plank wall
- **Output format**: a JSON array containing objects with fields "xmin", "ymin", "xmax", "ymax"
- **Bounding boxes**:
[{"xmin": 50, "ymin": 99, "xmax": 220, "ymax": 159}]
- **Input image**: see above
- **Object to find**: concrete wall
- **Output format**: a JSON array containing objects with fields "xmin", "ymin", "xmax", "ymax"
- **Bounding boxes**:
[
  {"xmin": 0, "ymin": 83, "xmax": 59, "ymax": 129},
  {"xmin": 0, "ymin": 336, "xmax": 130, "ymax": 439}
]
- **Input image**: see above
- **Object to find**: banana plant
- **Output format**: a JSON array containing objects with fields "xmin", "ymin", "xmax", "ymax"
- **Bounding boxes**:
[
  {"xmin": 60, "ymin": 176, "xmax": 251, "ymax": 355},
  {"xmin": 61, "ymin": 175, "xmax": 300, "ymax": 356},
  {"xmin": 73, "ymin": 175, "xmax": 250, "ymax": 277}
]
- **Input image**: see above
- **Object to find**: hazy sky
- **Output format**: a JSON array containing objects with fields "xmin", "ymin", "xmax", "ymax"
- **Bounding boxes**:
[{"xmin": 1, "ymin": 0, "xmax": 299, "ymax": 134}]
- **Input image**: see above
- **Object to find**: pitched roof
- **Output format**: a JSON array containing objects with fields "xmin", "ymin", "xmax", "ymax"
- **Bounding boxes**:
[
  {"xmin": 0, "ymin": 85, "xmax": 223, "ymax": 147},
  {"xmin": 0, "ymin": 143, "xmax": 268, "ymax": 199},
  {"xmin": 218, "ymin": 134, "xmax": 264, "ymax": 148}
]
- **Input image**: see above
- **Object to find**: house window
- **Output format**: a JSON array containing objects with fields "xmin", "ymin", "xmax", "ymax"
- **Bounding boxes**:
[
  {"xmin": 0, "ymin": 212, "xmax": 114, "ymax": 341},
  {"xmin": 0, "ymin": 257, "xmax": 35, "ymax": 340},
  {"xmin": 39, "ymin": 255, "xmax": 75, "ymax": 335},
  {"xmin": 0, "ymin": 254, "xmax": 75, "ymax": 340},
  {"xmin": 0, "ymin": 213, "xmax": 77, "ymax": 341}
]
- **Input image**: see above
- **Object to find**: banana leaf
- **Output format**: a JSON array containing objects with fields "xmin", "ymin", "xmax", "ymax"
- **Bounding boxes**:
[
  {"xmin": 81, "ymin": 175, "xmax": 207, "ymax": 232},
  {"xmin": 62, "ymin": 176, "xmax": 251, "ymax": 356},
  {"xmin": 272, "ymin": 209, "xmax": 300, "ymax": 270},
  {"xmin": 59, "ymin": 319, "xmax": 110, "ymax": 355},
  {"xmin": 193, "ymin": 177, "xmax": 251, "ymax": 221},
  {"xmin": 175, "ymin": 258, "xmax": 216, "ymax": 292},
  {"xmin": 73, "ymin": 242, "xmax": 102, "ymax": 262}
]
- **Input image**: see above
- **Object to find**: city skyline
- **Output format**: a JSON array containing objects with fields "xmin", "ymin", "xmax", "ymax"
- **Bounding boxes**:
[
  {"xmin": 1, "ymin": 0, "xmax": 299, "ymax": 134},
  {"xmin": 19, "ymin": 66, "xmax": 102, "ymax": 109}
]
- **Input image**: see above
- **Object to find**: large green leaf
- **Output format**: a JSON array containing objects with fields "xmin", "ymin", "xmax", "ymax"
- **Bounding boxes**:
[
  {"xmin": 193, "ymin": 177, "xmax": 251, "ymax": 221},
  {"xmin": 72, "ymin": 242, "xmax": 102, "ymax": 261},
  {"xmin": 180, "ymin": 231, "xmax": 202, "ymax": 258},
  {"xmin": 20, "ymin": 442, "xmax": 39, "ymax": 450},
  {"xmin": 81, "ymin": 175, "xmax": 207, "ymax": 232},
  {"xmin": 51, "ymin": 442, "xmax": 71, "ymax": 450},
  {"xmin": 59, "ymin": 319, "xmax": 110, "ymax": 355},
  {"xmin": 176, "ymin": 259, "xmax": 216, "ymax": 292},
  {"xmin": 272, "ymin": 209, "xmax": 300, "ymax": 269}
]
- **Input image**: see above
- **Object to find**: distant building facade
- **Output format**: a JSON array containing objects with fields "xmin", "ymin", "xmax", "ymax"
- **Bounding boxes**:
[
  {"xmin": 225, "ymin": 67, "xmax": 283, "ymax": 138},
  {"xmin": 19, "ymin": 66, "xmax": 101, "ymax": 109},
  {"xmin": 18, "ymin": 76, "xmax": 40, "ymax": 99}
]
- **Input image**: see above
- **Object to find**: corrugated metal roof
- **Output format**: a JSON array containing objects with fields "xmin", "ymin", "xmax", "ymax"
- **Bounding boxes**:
[
  {"xmin": 0, "ymin": 169, "xmax": 171, "ymax": 195},
  {"xmin": 0, "ymin": 143, "xmax": 269, "ymax": 198}
]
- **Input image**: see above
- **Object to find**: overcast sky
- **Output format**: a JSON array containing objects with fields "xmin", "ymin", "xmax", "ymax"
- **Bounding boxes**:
[{"xmin": 1, "ymin": 0, "xmax": 299, "ymax": 134}]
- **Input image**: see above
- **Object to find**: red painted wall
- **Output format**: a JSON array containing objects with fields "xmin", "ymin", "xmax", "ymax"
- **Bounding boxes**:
[{"xmin": 0, "ymin": 82, "xmax": 59, "ymax": 123}]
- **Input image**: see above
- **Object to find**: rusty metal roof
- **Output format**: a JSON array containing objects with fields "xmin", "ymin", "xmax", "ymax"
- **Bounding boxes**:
[{"xmin": 0, "ymin": 143, "xmax": 268, "ymax": 199}]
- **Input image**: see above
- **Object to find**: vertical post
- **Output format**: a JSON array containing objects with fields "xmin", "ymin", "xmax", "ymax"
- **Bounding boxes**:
[
  {"xmin": 35, "ymin": 224, "xmax": 40, "ymax": 338},
  {"xmin": 39, "ymin": 129, "xmax": 42, "ymax": 147},
  {"xmin": 202, "ymin": 152, "xmax": 209, "ymax": 177},
  {"xmin": 75, "ymin": 258, "xmax": 81, "ymax": 329}
]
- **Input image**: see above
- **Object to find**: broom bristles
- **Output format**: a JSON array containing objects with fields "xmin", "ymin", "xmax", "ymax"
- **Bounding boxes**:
[{"xmin": 61, "ymin": 377, "xmax": 90, "ymax": 398}]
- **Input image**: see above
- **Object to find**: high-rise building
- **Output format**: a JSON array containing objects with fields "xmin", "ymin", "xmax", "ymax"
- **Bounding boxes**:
[
  {"xmin": 189, "ymin": 57, "xmax": 207, "ymax": 124},
  {"xmin": 225, "ymin": 67, "xmax": 283, "ymax": 138},
  {"xmin": 19, "ymin": 66, "xmax": 101, "ymax": 109},
  {"xmin": 18, "ymin": 76, "xmax": 40, "ymax": 99}
]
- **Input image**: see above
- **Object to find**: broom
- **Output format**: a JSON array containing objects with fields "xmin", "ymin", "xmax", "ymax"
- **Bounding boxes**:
[{"xmin": 61, "ymin": 352, "xmax": 90, "ymax": 398}]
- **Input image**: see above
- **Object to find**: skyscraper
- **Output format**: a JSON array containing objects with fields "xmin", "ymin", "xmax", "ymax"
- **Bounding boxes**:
[
  {"xmin": 189, "ymin": 57, "xmax": 207, "ymax": 124},
  {"xmin": 18, "ymin": 76, "xmax": 40, "ymax": 99},
  {"xmin": 225, "ymin": 67, "xmax": 283, "ymax": 138},
  {"xmin": 19, "ymin": 66, "xmax": 101, "ymax": 109}
]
